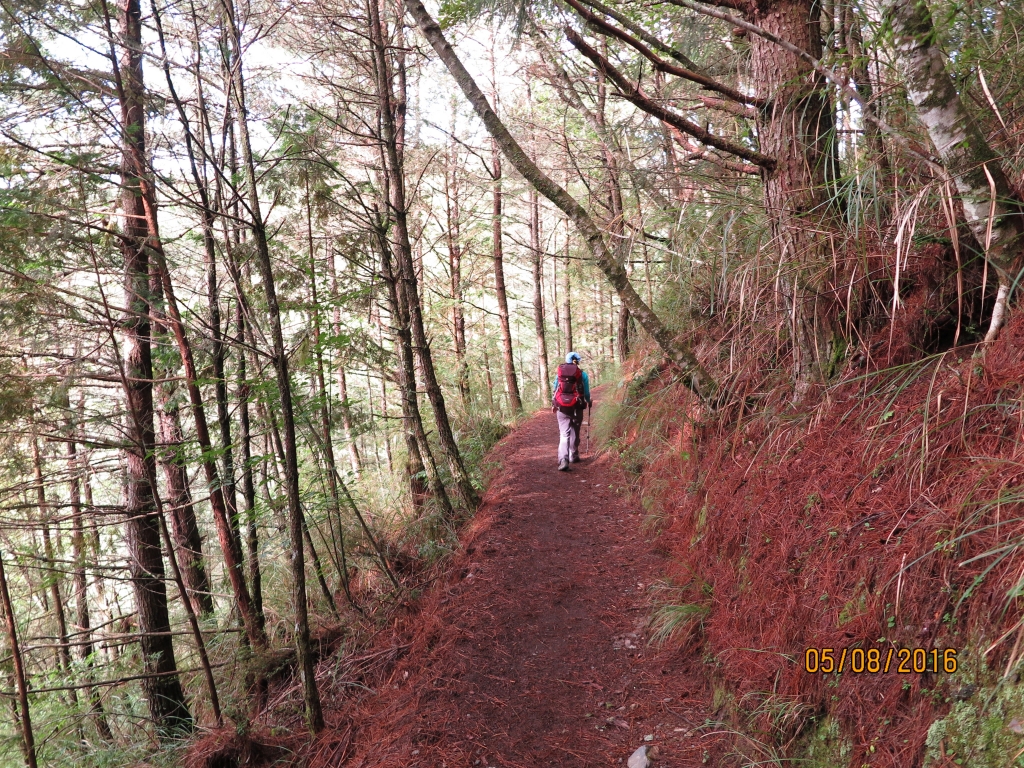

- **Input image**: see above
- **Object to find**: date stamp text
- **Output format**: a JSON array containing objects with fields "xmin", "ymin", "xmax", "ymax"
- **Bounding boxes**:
[{"xmin": 803, "ymin": 647, "xmax": 958, "ymax": 674}]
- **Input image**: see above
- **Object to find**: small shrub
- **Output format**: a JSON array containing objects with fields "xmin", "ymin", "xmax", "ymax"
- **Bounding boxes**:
[{"xmin": 649, "ymin": 602, "xmax": 710, "ymax": 646}]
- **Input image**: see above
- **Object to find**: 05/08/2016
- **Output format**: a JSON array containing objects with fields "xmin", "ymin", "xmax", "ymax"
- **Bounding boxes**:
[{"xmin": 804, "ymin": 647, "xmax": 958, "ymax": 674}]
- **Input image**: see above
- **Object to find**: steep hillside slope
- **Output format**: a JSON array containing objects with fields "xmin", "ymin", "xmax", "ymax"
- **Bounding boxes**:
[{"xmin": 606, "ymin": 316, "xmax": 1024, "ymax": 766}]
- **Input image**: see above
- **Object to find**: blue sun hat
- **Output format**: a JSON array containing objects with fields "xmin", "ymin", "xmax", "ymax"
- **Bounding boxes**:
[{"xmin": 566, "ymin": 351, "xmax": 581, "ymax": 364}]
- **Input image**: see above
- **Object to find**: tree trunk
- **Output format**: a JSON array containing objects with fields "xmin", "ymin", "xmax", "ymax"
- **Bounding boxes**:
[
  {"xmin": 370, "ymin": 0, "xmax": 480, "ymax": 507},
  {"xmin": 551, "ymin": 251, "xmax": 560, "ymax": 350},
  {"xmin": 0, "ymin": 551, "xmax": 35, "ymax": 768},
  {"xmin": 561, "ymin": 225, "xmax": 574, "ymax": 353},
  {"xmin": 842, "ymin": 2, "xmax": 889, "ymax": 187},
  {"xmin": 618, "ymin": 303, "xmax": 632, "ymax": 361},
  {"xmin": 34, "ymin": 436, "xmax": 85, "ymax": 742},
  {"xmin": 65, "ymin": 410, "xmax": 113, "ymax": 742},
  {"xmin": 374, "ymin": 295, "xmax": 425, "ymax": 498},
  {"xmin": 302, "ymin": 506, "xmax": 339, "ymax": 618},
  {"xmin": 150, "ymin": 230, "xmax": 261, "ymax": 650},
  {"xmin": 376, "ymin": 373, "xmax": 395, "ymax": 474},
  {"xmin": 236, "ymin": 301, "xmax": 264, "ymax": 630},
  {"xmin": 328, "ymin": 252, "xmax": 363, "ymax": 475},
  {"xmin": 886, "ymin": 0, "xmax": 1024, "ymax": 339},
  {"xmin": 223, "ymin": 0, "xmax": 323, "ymax": 732},
  {"xmin": 749, "ymin": 0, "xmax": 841, "ymax": 396},
  {"xmin": 31, "ymin": 439, "xmax": 74, "ymax": 691},
  {"xmin": 445, "ymin": 122, "xmax": 471, "ymax": 409},
  {"xmin": 596, "ymin": 52, "xmax": 631, "ymax": 367},
  {"xmin": 491, "ymin": 138, "xmax": 523, "ymax": 413},
  {"xmin": 376, "ymin": 220, "xmax": 453, "ymax": 517},
  {"xmin": 304, "ymin": 364, "xmax": 359, "ymax": 610},
  {"xmin": 209, "ymin": 262, "xmax": 241, "ymax": 564},
  {"xmin": 306, "ymin": 207, "xmax": 343, "ymax": 620},
  {"xmin": 155, "ymin": 393, "xmax": 215, "ymax": 617},
  {"xmin": 77, "ymin": 425, "xmax": 113, "ymax": 668},
  {"xmin": 152, "ymin": 1, "xmax": 245, "ymax": 574},
  {"xmin": 114, "ymin": 0, "xmax": 192, "ymax": 735},
  {"xmin": 530, "ymin": 186, "xmax": 551, "ymax": 402},
  {"xmin": 136, "ymin": 1, "xmax": 262, "ymax": 651},
  {"xmin": 259, "ymin": 341, "xmax": 340, "ymax": 612},
  {"xmin": 337, "ymin": 366, "xmax": 362, "ymax": 475},
  {"xmin": 483, "ymin": 348, "xmax": 496, "ymax": 414}
]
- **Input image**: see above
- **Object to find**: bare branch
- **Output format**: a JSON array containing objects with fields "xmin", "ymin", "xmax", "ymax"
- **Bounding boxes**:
[
  {"xmin": 562, "ymin": 0, "xmax": 763, "ymax": 107},
  {"xmin": 574, "ymin": 0, "xmax": 705, "ymax": 69},
  {"xmin": 565, "ymin": 27, "xmax": 775, "ymax": 171}
]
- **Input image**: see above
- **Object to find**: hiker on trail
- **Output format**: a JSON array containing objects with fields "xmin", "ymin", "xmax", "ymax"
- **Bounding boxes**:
[{"xmin": 551, "ymin": 351, "xmax": 592, "ymax": 471}]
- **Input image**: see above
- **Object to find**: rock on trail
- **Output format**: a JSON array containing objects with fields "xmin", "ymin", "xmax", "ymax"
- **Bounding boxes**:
[{"xmin": 628, "ymin": 745, "xmax": 652, "ymax": 768}]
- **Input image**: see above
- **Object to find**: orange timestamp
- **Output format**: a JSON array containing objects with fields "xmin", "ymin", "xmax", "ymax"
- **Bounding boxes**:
[{"xmin": 804, "ymin": 647, "xmax": 958, "ymax": 674}]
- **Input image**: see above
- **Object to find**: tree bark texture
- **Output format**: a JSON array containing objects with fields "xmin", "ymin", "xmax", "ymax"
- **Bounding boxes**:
[
  {"xmin": 482, "ymin": 348, "xmax": 496, "ymax": 413},
  {"xmin": 748, "ymin": 0, "xmax": 842, "ymax": 395},
  {"xmin": 307, "ymin": 233, "xmax": 343, "ymax": 619},
  {"xmin": 236, "ymin": 303, "xmax": 264, "ymax": 630},
  {"xmin": 444, "ymin": 131, "xmax": 471, "ymax": 409},
  {"xmin": 31, "ymin": 439, "xmax": 74, "ymax": 691},
  {"xmin": 150, "ymin": 239, "xmax": 261, "ymax": 649},
  {"xmin": 597, "ymin": 56, "xmax": 631, "ymax": 366},
  {"xmin": 115, "ymin": 0, "xmax": 192, "ymax": 735},
  {"xmin": 132, "ymin": 3, "xmax": 263, "ymax": 652},
  {"xmin": 209, "ymin": 264, "xmax": 242, "ymax": 564},
  {"xmin": 152, "ymin": 0, "xmax": 248, "ymax": 578},
  {"xmin": 378, "ymin": 374, "xmax": 395, "ymax": 473},
  {"xmin": 337, "ymin": 366, "xmax": 362, "ymax": 475},
  {"xmin": 377, "ymin": 217, "xmax": 453, "ymax": 517},
  {"xmin": 618, "ymin": 303, "xmax": 632, "ymax": 361},
  {"xmin": 842, "ymin": 3, "xmax": 889, "ymax": 184},
  {"xmin": 449, "ymin": 270, "xmax": 469, "ymax": 405},
  {"xmin": 561, "ymin": 229, "xmax": 574, "ymax": 353}
]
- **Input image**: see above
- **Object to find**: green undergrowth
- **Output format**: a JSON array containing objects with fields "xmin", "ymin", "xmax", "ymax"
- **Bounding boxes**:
[
  {"xmin": 797, "ymin": 715, "xmax": 853, "ymax": 768},
  {"xmin": 923, "ymin": 661, "xmax": 1024, "ymax": 767},
  {"xmin": 592, "ymin": 368, "xmax": 690, "ymax": 531},
  {"xmin": 760, "ymin": 663, "xmax": 1024, "ymax": 768},
  {"xmin": 457, "ymin": 413, "xmax": 513, "ymax": 479},
  {"xmin": 19, "ymin": 412, "xmax": 518, "ymax": 768}
]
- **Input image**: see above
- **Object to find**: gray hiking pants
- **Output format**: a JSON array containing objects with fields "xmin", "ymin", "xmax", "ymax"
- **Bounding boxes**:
[{"xmin": 556, "ymin": 407, "xmax": 584, "ymax": 463}]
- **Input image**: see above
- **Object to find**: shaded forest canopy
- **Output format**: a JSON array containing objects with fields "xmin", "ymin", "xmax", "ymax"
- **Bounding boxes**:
[{"xmin": 0, "ymin": 0, "xmax": 1023, "ymax": 764}]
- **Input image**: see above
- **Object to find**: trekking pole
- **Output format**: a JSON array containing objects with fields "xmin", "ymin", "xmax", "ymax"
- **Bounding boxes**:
[{"xmin": 586, "ymin": 402, "xmax": 591, "ymax": 456}]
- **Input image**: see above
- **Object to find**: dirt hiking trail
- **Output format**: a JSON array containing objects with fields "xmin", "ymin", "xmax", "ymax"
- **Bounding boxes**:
[{"xmin": 345, "ymin": 404, "xmax": 718, "ymax": 768}]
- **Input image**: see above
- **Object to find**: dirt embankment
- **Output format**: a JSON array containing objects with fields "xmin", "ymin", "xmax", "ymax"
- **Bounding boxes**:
[{"xmin": 610, "ymin": 316, "xmax": 1024, "ymax": 767}]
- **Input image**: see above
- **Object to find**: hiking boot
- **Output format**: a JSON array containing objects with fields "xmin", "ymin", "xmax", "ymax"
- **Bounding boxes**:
[{"xmin": 558, "ymin": 459, "xmax": 571, "ymax": 471}]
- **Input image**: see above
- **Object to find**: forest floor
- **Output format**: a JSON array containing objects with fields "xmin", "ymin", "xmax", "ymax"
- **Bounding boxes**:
[{"xmin": 338, "ymin": 400, "xmax": 725, "ymax": 768}]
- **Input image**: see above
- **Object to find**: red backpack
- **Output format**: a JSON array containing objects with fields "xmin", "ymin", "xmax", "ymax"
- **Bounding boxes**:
[{"xmin": 553, "ymin": 362, "xmax": 583, "ymax": 408}]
